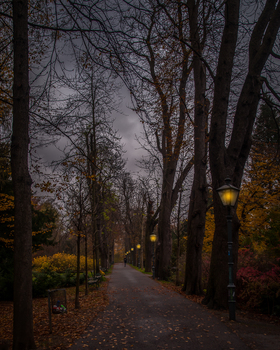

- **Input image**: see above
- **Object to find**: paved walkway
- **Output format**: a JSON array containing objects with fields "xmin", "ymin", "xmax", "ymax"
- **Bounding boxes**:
[{"xmin": 70, "ymin": 263, "xmax": 250, "ymax": 350}]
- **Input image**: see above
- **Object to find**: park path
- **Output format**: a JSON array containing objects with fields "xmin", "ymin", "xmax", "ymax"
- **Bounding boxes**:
[{"xmin": 70, "ymin": 263, "xmax": 250, "ymax": 350}]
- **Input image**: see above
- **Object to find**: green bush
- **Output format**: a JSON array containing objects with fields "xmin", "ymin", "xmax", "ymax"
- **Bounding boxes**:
[
  {"xmin": 32, "ymin": 268, "xmax": 85, "ymax": 297},
  {"xmin": 59, "ymin": 268, "xmax": 76, "ymax": 287},
  {"xmin": 32, "ymin": 268, "xmax": 61, "ymax": 297},
  {"xmin": 0, "ymin": 266, "xmax": 87, "ymax": 300}
]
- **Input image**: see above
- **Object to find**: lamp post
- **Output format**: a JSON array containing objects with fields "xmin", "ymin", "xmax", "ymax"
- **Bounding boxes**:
[
  {"xmin": 136, "ymin": 244, "xmax": 141, "ymax": 268},
  {"xmin": 150, "ymin": 233, "xmax": 157, "ymax": 279},
  {"xmin": 217, "ymin": 178, "xmax": 240, "ymax": 321},
  {"xmin": 131, "ymin": 247, "xmax": 134, "ymax": 265}
]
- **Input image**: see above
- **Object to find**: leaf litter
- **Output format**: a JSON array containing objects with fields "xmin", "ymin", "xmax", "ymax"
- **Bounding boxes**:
[{"xmin": 0, "ymin": 281, "xmax": 109, "ymax": 349}]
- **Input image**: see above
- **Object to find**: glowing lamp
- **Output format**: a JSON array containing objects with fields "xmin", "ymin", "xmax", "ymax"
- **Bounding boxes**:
[{"xmin": 217, "ymin": 178, "xmax": 239, "ymax": 207}]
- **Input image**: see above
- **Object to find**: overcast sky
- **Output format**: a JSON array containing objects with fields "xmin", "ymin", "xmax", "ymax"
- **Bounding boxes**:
[
  {"xmin": 112, "ymin": 93, "xmax": 146, "ymax": 176},
  {"xmin": 35, "ymin": 90, "xmax": 146, "ymax": 178}
]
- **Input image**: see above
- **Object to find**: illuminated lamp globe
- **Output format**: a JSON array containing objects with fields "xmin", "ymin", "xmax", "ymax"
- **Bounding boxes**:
[{"xmin": 217, "ymin": 178, "xmax": 239, "ymax": 207}]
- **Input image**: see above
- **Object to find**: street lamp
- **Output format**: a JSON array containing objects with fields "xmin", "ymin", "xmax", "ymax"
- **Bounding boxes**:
[
  {"xmin": 136, "ymin": 244, "xmax": 141, "ymax": 268},
  {"xmin": 131, "ymin": 247, "xmax": 134, "ymax": 265},
  {"xmin": 150, "ymin": 233, "xmax": 157, "ymax": 279},
  {"xmin": 217, "ymin": 178, "xmax": 240, "ymax": 321}
]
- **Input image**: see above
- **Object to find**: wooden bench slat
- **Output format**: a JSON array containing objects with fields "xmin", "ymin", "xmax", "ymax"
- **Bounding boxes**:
[{"xmin": 87, "ymin": 277, "xmax": 100, "ymax": 289}]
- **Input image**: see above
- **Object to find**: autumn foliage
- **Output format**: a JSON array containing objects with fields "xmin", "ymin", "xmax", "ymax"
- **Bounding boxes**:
[
  {"xmin": 236, "ymin": 248, "xmax": 280, "ymax": 315},
  {"xmin": 33, "ymin": 253, "xmax": 94, "ymax": 273}
]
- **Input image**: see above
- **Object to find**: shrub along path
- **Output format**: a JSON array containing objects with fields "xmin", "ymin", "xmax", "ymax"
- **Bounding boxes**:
[{"xmin": 70, "ymin": 264, "xmax": 262, "ymax": 350}]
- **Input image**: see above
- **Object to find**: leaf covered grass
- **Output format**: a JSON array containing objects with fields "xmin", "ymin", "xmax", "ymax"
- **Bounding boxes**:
[
  {"xmin": 156, "ymin": 279, "xmax": 204, "ymax": 304},
  {"xmin": 128, "ymin": 264, "xmax": 152, "ymax": 275},
  {"xmin": 0, "ymin": 280, "xmax": 109, "ymax": 349}
]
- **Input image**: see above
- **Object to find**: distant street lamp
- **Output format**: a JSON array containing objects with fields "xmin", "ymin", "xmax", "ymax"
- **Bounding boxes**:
[
  {"xmin": 150, "ymin": 233, "xmax": 157, "ymax": 279},
  {"xmin": 136, "ymin": 244, "xmax": 141, "ymax": 268},
  {"xmin": 217, "ymin": 178, "xmax": 240, "ymax": 321},
  {"xmin": 131, "ymin": 247, "xmax": 134, "ymax": 265}
]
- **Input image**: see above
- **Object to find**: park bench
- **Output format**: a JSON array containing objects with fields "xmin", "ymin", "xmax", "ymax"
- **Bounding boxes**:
[
  {"xmin": 87, "ymin": 272, "xmax": 102, "ymax": 289},
  {"xmin": 95, "ymin": 272, "xmax": 102, "ymax": 283},
  {"xmin": 87, "ymin": 277, "xmax": 99, "ymax": 289}
]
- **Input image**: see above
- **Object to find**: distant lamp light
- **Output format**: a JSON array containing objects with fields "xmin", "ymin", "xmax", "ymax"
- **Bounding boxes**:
[
  {"xmin": 136, "ymin": 244, "xmax": 141, "ymax": 268},
  {"xmin": 150, "ymin": 234, "xmax": 157, "ymax": 279},
  {"xmin": 217, "ymin": 178, "xmax": 239, "ymax": 207},
  {"xmin": 131, "ymin": 247, "xmax": 134, "ymax": 251}
]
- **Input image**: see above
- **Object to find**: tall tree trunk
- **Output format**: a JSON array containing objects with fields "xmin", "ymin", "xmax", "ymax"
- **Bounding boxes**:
[
  {"xmin": 157, "ymin": 171, "xmax": 174, "ymax": 280},
  {"xmin": 146, "ymin": 2, "xmax": 192, "ymax": 280},
  {"xmin": 184, "ymin": 74, "xmax": 208, "ymax": 294},
  {"xmin": 100, "ymin": 226, "xmax": 108, "ymax": 270},
  {"xmin": 144, "ymin": 201, "xmax": 154, "ymax": 272},
  {"xmin": 175, "ymin": 190, "xmax": 182, "ymax": 286},
  {"xmin": 111, "ymin": 239, "xmax": 115, "ymax": 263},
  {"xmin": 141, "ymin": 214, "xmax": 145, "ymax": 269},
  {"xmin": 183, "ymin": 124, "xmax": 208, "ymax": 295},
  {"xmin": 204, "ymin": 0, "xmax": 280, "ymax": 309},
  {"xmin": 184, "ymin": 0, "xmax": 208, "ymax": 295},
  {"xmin": 75, "ymin": 232, "xmax": 81, "ymax": 309},
  {"xmin": 204, "ymin": 194, "xmax": 240, "ymax": 309},
  {"xmin": 12, "ymin": 0, "xmax": 36, "ymax": 348},
  {"xmin": 75, "ymin": 184, "xmax": 82, "ymax": 309},
  {"xmin": 99, "ymin": 193, "xmax": 108, "ymax": 270},
  {"xmin": 96, "ymin": 195, "xmax": 101, "ymax": 273},
  {"xmin": 85, "ymin": 229, "xmax": 88, "ymax": 296},
  {"xmin": 203, "ymin": 0, "xmax": 240, "ymax": 309}
]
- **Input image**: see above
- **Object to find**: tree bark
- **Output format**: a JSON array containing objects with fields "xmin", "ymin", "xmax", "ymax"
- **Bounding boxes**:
[
  {"xmin": 75, "ymin": 183, "xmax": 82, "ymax": 309},
  {"xmin": 184, "ymin": 0, "xmax": 208, "ymax": 295},
  {"xmin": 157, "ymin": 169, "xmax": 175, "ymax": 279},
  {"xmin": 85, "ymin": 228, "xmax": 88, "ymax": 296},
  {"xmin": 176, "ymin": 190, "xmax": 183, "ymax": 286},
  {"xmin": 204, "ymin": 0, "xmax": 241, "ymax": 310},
  {"xmin": 100, "ymin": 223, "xmax": 108, "ymax": 270},
  {"xmin": 144, "ymin": 2, "xmax": 192, "ymax": 280},
  {"xmin": 144, "ymin": 200, "xmax": 155, "ymax": 272},
  {"xmin": 75, "ymin": 232, "xmax": 81, "ymax": 309},
  {"xmin": 204, "ymin": 0, "xmax": 280, "ymax": 309},
  {"xmin": 12, "ymin": 0, "xmax": 36, "ymax": 348},
  {"xmin": 96, "ymin": 203, "xmax": 101, "ymax": 273}
]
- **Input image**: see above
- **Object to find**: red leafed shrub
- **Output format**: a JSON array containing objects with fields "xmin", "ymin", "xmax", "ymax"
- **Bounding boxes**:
[{"xmin": 236, "ymin": 249, "xmax": 280, "ymax": 315}]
